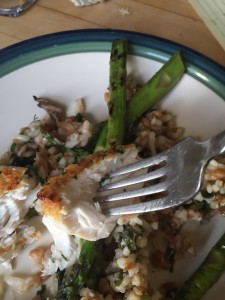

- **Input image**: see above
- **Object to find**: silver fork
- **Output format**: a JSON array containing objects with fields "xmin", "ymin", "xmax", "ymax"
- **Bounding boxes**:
[{"xmin": 96, "ymin": 130, "xmax": 225, "ymax": 216}]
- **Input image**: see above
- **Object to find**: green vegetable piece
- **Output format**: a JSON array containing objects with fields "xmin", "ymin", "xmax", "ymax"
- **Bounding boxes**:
[
  {"xmin": 30, "ymin": 114, "xmax": 40, "ymax": 124},
  {"xmin": 36, "ymin": 284, "xmax": 46, "ymax": 300},
  {"xmin": 119, "ymin": 224, "xmax": 140, "ymax": 253},
  {"xmin": 55, "ymin": 240, "xmax": 97, "ymax": 300},
  {"xmin": 74, "ymin": 112, "xmax": 84, "ymax": 122},
  {"xmin": 142, "ymin": 295, "xmax": 152, "ymax": 300},
  {"xmin": 165, "ymin": 245, "xmax": 176, "ymax": 273},
  {"xmin": 106, "ymin": 39, "xmax": 127, "ymax": 148},
  {"xmin": 193, "ymin": 199, "xmax": 212, "ymax": 218},
  {"xmin": 10, "ymin": 153, "xmax": 35, "ymax": 167},
  {"xmin": 71, "ymin": 147, "xmax": 91, "ymax": 163},
  {"xmin": 175, "ymin": 232, "xmax": 225, "ymax": 300},
  {"xmin": 86, "ymin": 121, "xmax": 106, "ymax": 153},
  {"xmin": 38, "ymin": 128, "xmax": 68, "ymax": 155},
  {"xmin": 25, "ymin": 206, "xmax": 38, "ymax": 220},
  {"xmin": 86, "ymin": 261, "xmax": 102, "ymax": 289},
  {"xmin": 10, "ymin": 142, "xmax": 16, "ymax": 153},
  {"xmin": 95, "ymin": 51, "xmax": 185, "ymax": 149},
  {"xmin": 56, "ymin": 40, "xmax": 128, "ymax": 297},
  {"xmin": 126, "ymin": 52, "xmax": 185, "ymax": 131},
  {"xmin": 94, "ymin": 123, "xmax": 108, "ymax": 152},
  {"xmin": 84, "ymin": 42, "xmax": 128, "ymax": 296}
]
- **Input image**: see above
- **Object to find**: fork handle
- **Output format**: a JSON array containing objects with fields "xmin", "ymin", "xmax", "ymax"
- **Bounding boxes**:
[{"xmin": 204, "ymin": 129, "xmax": 225, "ymax": 160}]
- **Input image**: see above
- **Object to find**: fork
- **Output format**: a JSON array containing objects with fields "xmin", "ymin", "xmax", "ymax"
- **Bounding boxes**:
[{"xmin": 96, "ymin": 130, "xmax": 225, "ymax": 215}]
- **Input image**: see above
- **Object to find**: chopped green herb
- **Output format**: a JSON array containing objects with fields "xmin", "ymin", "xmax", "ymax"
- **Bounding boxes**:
[
  {"xmin": 115, "ymin": 278, "xmax": 123, "ymax": 286},
  {"xmin": 39, "ymin": 128, "xmax": 64, "ymax": 149},
  {"xmin": 29, "ymin": 166, "xmax": 46, "ymax": 185},
  {"xmin": 165, "ymin": 245, "xmax": 176, "ymax": 273},
  {"xmin": 39, "ymin": 176, "xmax": 46, "ymax": 186},
  {"xmin": 10, "ymin": 153, "xmax": 35, "ymax": 167},
  {"xmin": 10, "ymin": 142, "xmax": 17, "ymax": 153},
  {"xmin": 193, "ymin": 199, "xmax": 212, "ymax": 217},
  {"xmin": 119, "ymin": 224, "xmax": 140, "ymax": 253},
  {"xmin": 201, "ymin": 190, "xmax": 214, "ymax": 199},
  {"xmin": 57, "ymin": 269, "xmax": 65, "ymax": 290},
  {"xmin": 75, "ymin": 112, "xmax": 84, "ymax": 122},
  {"xmin": 51, "ymin": 257, "xmax": 56, "ymax": 263},
  {"xmin": 39, "ymin": 127, "xmax": 91, "ymax": 162},
  {"xmin": 111, "ymin": 269, "xmax": 127, "ymax": 286},
  {"xmin": 142, "ymin": 295, "xmax": 152, "ymax": 300},
  {"xmin": 25, "ymin": 207, "xmax": 38, "ymax": 220},
  {"xmin": 30, "ymin": 114, "xmax": 40, "ymax": 124},
  {"xmin": 61, "ymin": 253, "xmax": 69, "ymax": 261},
  {"xmin": 36, "ymin": 284, "xmax": 46, "ymax": 300},
  {"xmin": 71, "ymin": 147, "xmax": 91, "ymax": 163},
  {"xmin": 116, "ymin": 147, "xmax": 125, "ymax": 154}
]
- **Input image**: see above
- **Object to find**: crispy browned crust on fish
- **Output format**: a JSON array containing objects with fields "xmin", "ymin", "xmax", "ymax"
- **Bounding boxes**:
[
  {"xmin": 0, "ymin": 167, "xmax": 26, "ymax": 197},
  {"xmin": 37, "ymin": 145, "xmax": 132, "ymax": 220}
]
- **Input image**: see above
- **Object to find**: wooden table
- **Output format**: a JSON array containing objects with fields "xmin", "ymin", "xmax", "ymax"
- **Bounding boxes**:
[{"xmin": 0, "ymin": 0, "xmax": 224, "ymax": 66}]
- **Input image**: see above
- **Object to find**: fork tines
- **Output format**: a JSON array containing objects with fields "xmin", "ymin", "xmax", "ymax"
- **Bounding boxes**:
[{"xmin": 95, "ymin": 153, "xmax": 168, "ymax": 207}]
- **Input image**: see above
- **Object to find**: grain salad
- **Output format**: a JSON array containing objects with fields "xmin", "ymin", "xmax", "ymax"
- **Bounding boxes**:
[
  {"xmin": 0, "ymin": 40, "xmax": 225, "ymax": 300},
  {"xmin": 0, "ymin": 98, "xmax": 225, "ymax": 300}
]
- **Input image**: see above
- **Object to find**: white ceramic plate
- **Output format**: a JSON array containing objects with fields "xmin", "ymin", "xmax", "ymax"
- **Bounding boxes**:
[{"xmin": 0, "ymin": 29, "xmax": 225, "ymax": 300}]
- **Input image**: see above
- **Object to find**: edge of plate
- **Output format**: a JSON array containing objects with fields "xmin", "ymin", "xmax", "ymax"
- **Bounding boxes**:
[{"xmin": 0, "ymin": 29, "xmax": 224, "ymax": 99}]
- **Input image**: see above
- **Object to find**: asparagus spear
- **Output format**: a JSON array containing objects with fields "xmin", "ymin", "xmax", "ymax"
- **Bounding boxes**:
[
  {"xmin": 126, "ymin": 52, "xmax": 185, "ymax": 131},
  {"xmin": 97, "ymin": 51, "xmax": 185, "ymax": 147},
  {"xmin": 94, "ymin": 122, "xmax": 108, "ymax": 152},
  {"xmin": 106, "ymin": 39, "xmax": 127, "ymax": 148},
  {"xmin": 175, "ymin": 232, "xmax": 225, "ymax": 300},
  {"xmin": 55, "ymin": 40, "xmax": 128, "ymax": 299},
  {"xmin": 56, "ymin": 240, "xmax": 97, "ymax": 300},
  {"xmin": 85, "ymin": 40, "xmax": 128, "ymax": 290}
]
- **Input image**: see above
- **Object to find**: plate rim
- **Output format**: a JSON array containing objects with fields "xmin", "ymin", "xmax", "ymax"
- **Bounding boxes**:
[
  {"xmin": 1, "ymin": 29, "xmax": 225, "ymax": 300},
  {"xmin": 0, "ymin": 28, "xmax": 225, "ymax": 98}
]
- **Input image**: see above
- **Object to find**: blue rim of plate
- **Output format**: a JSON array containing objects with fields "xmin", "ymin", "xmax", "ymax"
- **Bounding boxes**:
[{"xmin": 0, "ymin": 29, "xmax": 225, "ymax": 99}]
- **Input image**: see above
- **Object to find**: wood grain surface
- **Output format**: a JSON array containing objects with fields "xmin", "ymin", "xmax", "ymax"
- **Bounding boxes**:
[{"xmin": 0, "ymin": 0, "xmax": 224, "ymax": 66}]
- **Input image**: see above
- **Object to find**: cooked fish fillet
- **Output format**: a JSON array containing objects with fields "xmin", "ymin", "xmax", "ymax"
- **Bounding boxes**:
[
  {"xmin": 0, "ymin": 166, "xmax": 40, "ymax": 239},
  {"xmin": 0, "ymin": 166, "xmax": 28, "ymax": 198},
  {"xmin": 0, "ymin": 225, "xmax": 41, "ymax": 263},
  {"xmin": 0, "ymin": 166, "xmax": 41, "ymax": 266},
  {"xmin": 0, "ymin": 200, "xmax": 24, "ymax": 238},
  {"xmin": 42, "ymin": 217, "xmax": 80, "ymax": 275},
  {"xmin": 36, "ymin": 145, "xmax": 140, "ymax": 241}
]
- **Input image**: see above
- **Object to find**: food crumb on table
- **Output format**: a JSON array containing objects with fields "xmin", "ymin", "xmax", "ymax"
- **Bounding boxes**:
[{"xmin": 118, "ymin": 7, "xmax": 131, "ymax": 16}]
